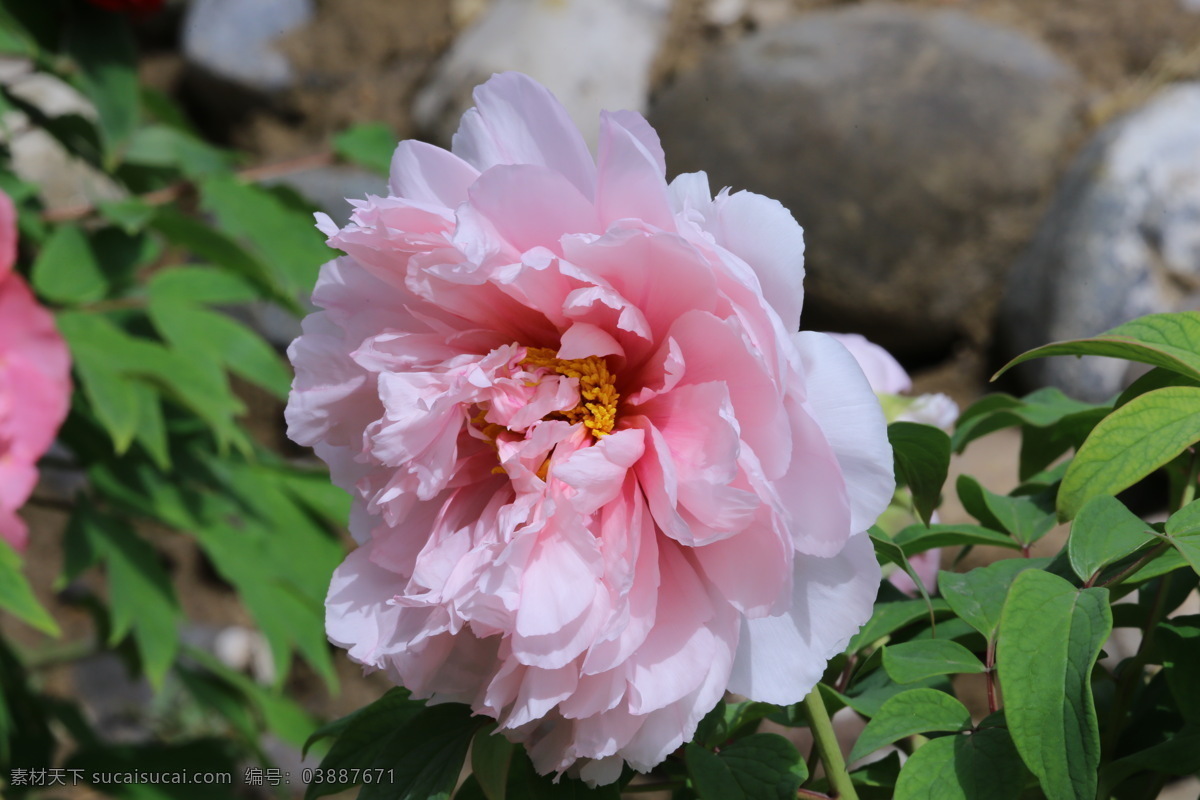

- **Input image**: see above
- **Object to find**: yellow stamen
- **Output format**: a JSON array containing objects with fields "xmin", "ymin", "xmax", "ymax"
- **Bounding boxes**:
[{"xmin": 521, "ymin": 348, "xmax": 620, "ymax": 438}]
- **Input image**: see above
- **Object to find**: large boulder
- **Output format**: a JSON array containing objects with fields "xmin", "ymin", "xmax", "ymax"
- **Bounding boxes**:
[
  {"xmin": 649, "ymin": 4, "xmax": 1082, "ymax": 355},
  {"xmin": 182, "ymin": 0, "xmax": 314, "ymax": 128},
  {"xmin": 1000, "ymin": 83, "xmax": 1200, "ymax": 401},
  {"xmin": 413, "ymin": 0, "xmax": 671, "ymax": 151}
]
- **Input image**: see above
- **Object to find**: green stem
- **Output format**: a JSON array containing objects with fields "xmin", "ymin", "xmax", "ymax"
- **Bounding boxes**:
[{"xmin": 802, "ymin": 689, "xmax": 859, "ymax": 800}]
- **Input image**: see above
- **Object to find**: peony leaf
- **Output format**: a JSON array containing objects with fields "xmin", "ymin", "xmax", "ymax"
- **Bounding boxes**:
[
  {"xmin": 952, "ymin": 387, "xmax": 1103, "ymax": 455},
  {"xmin": 848, "ymin": 597, "xmax": 951, "ymax": 652},
  {"xmin": 471, "ymin": 724, "xmax": 515, "ymax": 800},
  {"xmin": 1159, "ymin": 622, "xmax": 1200, "ymax": 723},
  {"xmin": 358, "ymin": 704, "xmax": 485, "ymax": 800},
  {"xmin": 888, "ymin": 422, "xmax": 951, "ymax": 526},
  {"xmin": 847, "ymin": 688, "xmax": 971, "ymax": 764},
  {"xmin": 893, "ymin": 523, "xmax": 1021, "ymax": 556},
  {"xmin": 199, "ymin": 174, "xmax": 330, "ymax": 295},
  {"xmin": 148, "ymin": 266, "xmax": 259, "ymax": 305},
  {"xmin": 1099, "ymin": 727, "xmax": 1200, "ymax": 793},
  {"xmin": 997, "ymin": 570, "xmax": 1109, "ymax": 800},
  {"xmin": 0, "ymin": 540, "xmax": 60, "ymax": 636},
  {"xmin": 882, "ymin": 640, "xmax": 986, "ymax": 684},
  {"xmin": 938, "ymin": 559, "xmax": 1047, "ymax": 641},
  {"xmin": 122, "ymin": 124, "xmax": 232, "ymax": 177},
  {"xmin": 82, "ymin": 514, "xmax": 180, "ymax": 688},
  {"xmin": 148, "ymin": 296, "xmax": 292, "ymax": 399},
  {"xmin": 1067, "ymin": 496, "xmax": 1155, "ymax": 582},
  {"xmin": 1057, "ymin": 387, "xmax": 1200, "ymax": 520},
  {"xmin": 956, "ymin": 475, "xmax": 1056, "ymax": 546},
  {"xmin": 993, "ymin": 311, "xmax": 1200, "ymax": 384},
  {"xmin": 894, "ymin": 728, "xmax": 1026, "ymax": 800},
  {"xmin": 32, "ymin": 225, "xmax": 107, "ymax": 305},
  {"xmin": 1163, "ymin": 500, "xmax": 1200, "ymax": 576},
  {"xmin": 63, "ymin": 2, "xmax": 138, "ymax": 162},
  {"xmin": 334, "ymin": 122, "xmax": 398, "ymax": 175},
  {"xmin": 686, "ymin": 734, "xmax": 806, "ymax": 800}
]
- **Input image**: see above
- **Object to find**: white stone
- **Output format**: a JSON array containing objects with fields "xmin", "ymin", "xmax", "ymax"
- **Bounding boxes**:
[
  {"xmin": 413, "ymin": 0, "xmax": 671, "ymax": 151},
  {"xmin": 1001, "ymin": 83, "xmax": 1200, "ymax": 400},
  {"xmin": 183, "ymin": 0, "xmax": 313, "ymax": 92}
]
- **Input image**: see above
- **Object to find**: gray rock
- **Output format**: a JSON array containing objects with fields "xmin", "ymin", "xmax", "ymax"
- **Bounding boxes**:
[
  {"xmin": 649, "ymin": 4, "xmax": 1082, "ymax": 355},
  {"xmin": 182, "ymin": 0, "xmax": 313, "ymax": 99},
  {"xmin": 1000, "ymin": 83, "xmax": 1200, "ymax": 401},
  {"xmin": 414, "ymin": 0, "xmax": 671, "ymax": 151}
]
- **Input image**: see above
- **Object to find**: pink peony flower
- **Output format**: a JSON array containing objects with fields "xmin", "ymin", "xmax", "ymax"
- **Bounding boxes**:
[
  {"xmin": 287, "ymin": 72, "xmax": 894, "ymax": 784},
  {"xmin": 0, "ymin": 191, "xmax": 72, "ymax": 551}
]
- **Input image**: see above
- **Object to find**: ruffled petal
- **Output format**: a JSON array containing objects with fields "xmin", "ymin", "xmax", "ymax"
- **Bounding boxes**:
[
  {"xmin": 452, "ymin": 72, "xmax": 597, "ymax": 200},
  {"xmin": 726, "ymin": 533, "xmax": 880, "ymax": 704}
]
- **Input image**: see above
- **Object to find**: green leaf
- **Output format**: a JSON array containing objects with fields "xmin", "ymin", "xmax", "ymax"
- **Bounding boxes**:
[
  {"xmin": 1066, "ymin": 495, "xmax": 1155, "ymax": 582},
  {"xmin": 994, "ymin": 311, "xmax": 1200, "ymax": 384},
  {"xmin": 1158, "ymin": 501, "xmax": 1200, "ymax": 581},
  {"xmin": 686, "ymin": 734, "xmax": 806, "ymax": 800},
  {"xmin": 882, "ymin": 640, "xmax": 986, "ymax": 684},
  {"xmin": 148, "ymin": 297, "xmax": 292, "ymax": 399},
  {"xmin": 893, "ymin": 523, "xmax": 1021, "ymax": 556},
  {"xmin": 199, "ymin": 174, "xmax": 331, "ymax": 293},
  {"xmin": 1058, "ymin": 387, "xmax": 1200, "ymax": 520},
  {"xmin": 123, "ymin": 124, "xmax": 233, "ymax": 177},
  {"xmin": 1099, "ymin": 726, "xmax": 1200, "ymax": 790},
  {"xmin": 303, "ymin": 689, "xmax": 421, "ymax": 796},
  {"xmin": 129, "ymin": 380, "xmax": 170, "ymax": 469},
  {"xmin": 58, "ymin": 311, "xmax": 250, "ymax": 452},
  {"xmin": 952, "ymin": 387, "xmax": 1102, "ymax": 454},
  {"xmin": 869, "ymin": 529, "xmax": 934, "ymax": 612},
  {"xmin": 847, "ymin": 689, "xmax": 971, "ymax": 763},
  {"xmin": 889, "ymin": 422, "xmax": 951, "ymax": 526},
  {"xmin": 32, "ymin": 224, "xmax": 107, "ymax": 304},
  {"xmin": 955, "ymin": 475, "xmax": 1056, "ymax": 546},
  {"xmin": 64, "ymin": 3, "xmax": 138, "ymax": 161},
  {"xmin": 894, "ymin": 728, "xmax": 1026, "ymax": 800},
  {"xmin": 471, "ymin": 724, "xmax": 514, "ymax": 800},
  {"xmin": 500, "ymin": 749, "xmax": 620, "ymax": 800},
  {"xmin": 1159, "ymin": 621, "xmax": 1200, "ymax": 722},
  {"xmin": 1114, "ymin": 366, "xmax": 1200, "ymax": 409},
  {"xmin": 333, "ymin": 122, "xmax": 397, "ymax": 174},
  {"xmin": 151, "ymin": 206, "xmax": 300, "ymax": 314},
  {"xmin": 89, "ymin": 515, "xmax": 180, "ymax": 687},
  {"xmin": 60, "ymin": 315, "xmax": 142, "ymax": 452},
  {"xmin": 147, "ymin": 267, "xmax": 258, "ymax": 305},
  {"xmin": 997, "ymin": 570, "xmax": 1110, "ymax": 800},
  {"xmin": 0, "ymin": 539, "xmax": 60, "ymax": 635},
  {"xmin": 357, "ymin": 704, "xmax": 483, "ymax": 800},
  {"xmin": 849, "ymin": 597, "xmax": 952, "ymax": 652},
  {"xmin": 938, "ymin": 559, "xmax": 1047, "ymax": 640},
  {"xmin": 97, "ymin": 197, "xmax": 156, "ymax": 234}
]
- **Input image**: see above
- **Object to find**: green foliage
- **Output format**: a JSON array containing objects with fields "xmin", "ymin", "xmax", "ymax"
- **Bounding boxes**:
[
  {"xmin": 997, "ymin": 571, "xmax": 1110, "ymax": 800},
  {"xmin": 888, "ymin": 422, "xmax": 951, "ymax": 525},
  {"xmin": 0, "ymin": 6, "xmax": 345, "ymax": 797}
]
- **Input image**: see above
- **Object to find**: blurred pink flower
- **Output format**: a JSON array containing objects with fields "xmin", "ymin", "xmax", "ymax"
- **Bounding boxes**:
[
  {"xmin": 0, "ymin": 191, "xmax": 72, "ymax": 551},
  {"xmin": 287, "ymin": 73, "xmax": 893, "ymax": 783}
]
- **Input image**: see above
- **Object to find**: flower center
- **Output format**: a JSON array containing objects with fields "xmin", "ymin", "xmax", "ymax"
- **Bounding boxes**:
[{"xmin": 521, "ymin": 348, "xmax": 619, "ymax": 438}]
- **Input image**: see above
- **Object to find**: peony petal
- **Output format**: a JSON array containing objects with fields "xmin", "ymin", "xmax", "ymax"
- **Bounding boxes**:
[
  {"xmin": 793, "ymin": 331, "xmax": 895, "ymax": 535},
  {"xmin": 595, "ymin": 111, "xmax": 674, "ymax": 231},
  {"xmin": 389, "ymin": 140, "xmax": 481, "ymax": 209},
  {"xmin": 467, "ymin": 164, "xmax": 600, "ymax": 255},
  {"xmin": 553, "ymin": 428, "xmax": 646, "ymax": 516},
  {"xmin": 452, "ymin": 72, "xmax": 596, "ymax": 199},
  {"xmin": 727, "ymin": 533, "xmax": 880, "ymax": 704},
  {"xmin": 705, "ymin": 189, "xmax": 806, "ymax": 333},
  {"xmin": 824, "ymin": 332, "xmax": 911, "ymax": 395},
  {"xmin": 557, "ymin": 322, "xmax": 624, "ymax": 360}
]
